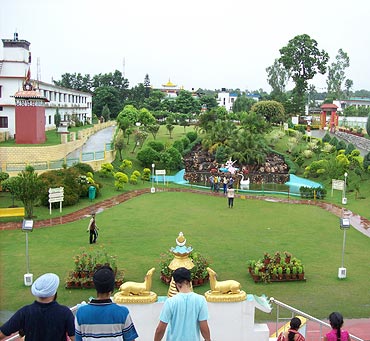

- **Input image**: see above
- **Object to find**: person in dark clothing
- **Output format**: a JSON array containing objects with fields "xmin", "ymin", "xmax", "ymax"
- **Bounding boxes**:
[
  {"xmin": 87, "ymin": 213, "xmax": 98, "ymax": 244},
  {"xmin": 0, "ymin": 273, "xmax": 75, "ymax": 341}
]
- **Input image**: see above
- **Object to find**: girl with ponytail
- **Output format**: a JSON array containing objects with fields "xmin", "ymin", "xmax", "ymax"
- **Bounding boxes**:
[
  {"xmin": 277, "ymin": 317, "xmax": 305, "ymax": 341},
  {"xmin": 324, "ymin": 312, "xmax": 351, "ymax": 341}
]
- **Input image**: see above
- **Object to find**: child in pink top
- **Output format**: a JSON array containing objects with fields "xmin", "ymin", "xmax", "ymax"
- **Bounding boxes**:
[{"xmin": 324, "ymin": 312, "xmax": 351, "ymax": 341}]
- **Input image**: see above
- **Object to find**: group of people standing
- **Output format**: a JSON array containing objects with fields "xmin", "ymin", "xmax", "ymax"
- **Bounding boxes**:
[
  {"xmin": 0, "ymin": 267, "xmax": 211, "ymax": 341},
  {"xmin": 209, "ymin": 174, "xmax": 236, "ymax": 208},
  {"xmin": 209, "ymin": 174, "xmax": 234, "ymax": 194}
]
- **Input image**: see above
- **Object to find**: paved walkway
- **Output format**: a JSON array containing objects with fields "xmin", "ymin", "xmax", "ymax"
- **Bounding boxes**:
[{"xmin": 1, "ymin": 188, "xmax": 369, "ymax": 340}]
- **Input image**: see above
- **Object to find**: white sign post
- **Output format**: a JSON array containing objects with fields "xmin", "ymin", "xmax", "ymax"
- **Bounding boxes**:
[{"xmin": 48, "ymin": 187, "xmax": 64, "ymax": 215}]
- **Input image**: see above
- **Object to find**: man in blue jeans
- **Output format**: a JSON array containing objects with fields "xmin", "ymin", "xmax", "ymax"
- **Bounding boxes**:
[{"xmin": 154, "ymin": 267, "xmax": 211, "ymax": 341}]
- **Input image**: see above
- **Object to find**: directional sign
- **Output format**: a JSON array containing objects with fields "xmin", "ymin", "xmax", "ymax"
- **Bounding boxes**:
[{"xmin": 48, "ymin": 187, "xmax": 64, "ymax": 214}]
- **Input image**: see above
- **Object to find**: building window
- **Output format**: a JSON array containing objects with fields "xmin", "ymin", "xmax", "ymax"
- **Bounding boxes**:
[
  {"xmin": 0, "ymin": 106, "xmax": 3, "ymax": 111},
  {"xmin": 0, "ymin": 116, "xmax": 8, "ymax": 128},
  {"xmin": 48, "ymin": 115, "xmax": 51, "ymax": 124},
  {"xmin": 0, "ymin": 86, "xmax": 2, "ymax": 98}
]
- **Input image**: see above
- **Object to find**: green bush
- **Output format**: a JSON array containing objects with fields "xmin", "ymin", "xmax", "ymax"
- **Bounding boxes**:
[
  {"xmin": 71, "ymin": 163, "xmax": 94, "ymax": 174},
  {"xmin": 186, "ymin": 131, "xmax": 198, "ymax": 142},
  {"xmin": 147, "ymin": 140, "xmax": 165, "ymax": 152},
  {"xmin": 137, "ymin": 147, "xmax": 160, "ymax": 167}
]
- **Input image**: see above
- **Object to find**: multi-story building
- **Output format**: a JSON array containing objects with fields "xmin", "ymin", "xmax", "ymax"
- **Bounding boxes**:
[
  {"xmin": 0, "ymin": 33, "xmax": 92, "ymax": 140},
  {"xmin": 217, "ymin": 88, "xmax": 260, "ymax": 112}
]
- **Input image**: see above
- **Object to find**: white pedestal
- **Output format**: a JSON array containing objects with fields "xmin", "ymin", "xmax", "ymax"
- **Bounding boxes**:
[
  {"xmin": 24, "ymin": 273, "xmax": 33, "ymax": 286},
  {"xmin": 338, "ymin": 267, "xmax": 347, "ymax": 279}
]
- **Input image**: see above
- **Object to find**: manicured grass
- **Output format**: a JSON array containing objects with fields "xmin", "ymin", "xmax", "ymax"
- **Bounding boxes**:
[
  {"xmin": 1, "ymin": 191, "xmax": 369, "ymax": 322},
  {"xmin": 0, "ymin": 125, "xmax": 94, "ymax": 147}
]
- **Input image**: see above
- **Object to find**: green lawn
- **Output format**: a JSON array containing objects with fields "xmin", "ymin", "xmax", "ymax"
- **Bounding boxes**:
[{"xmin": 1, "ymin": 190, "xmax": 369, "ymax": 323}]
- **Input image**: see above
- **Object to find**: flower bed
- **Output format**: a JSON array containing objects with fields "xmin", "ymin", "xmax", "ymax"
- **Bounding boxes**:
[
  {"xmin": 247, "ymin": 251, "xmax": 305, "ymax": 283},
  {"xmin": 65, "ymin": 248, "xmax": 124, "ymax": 289}
]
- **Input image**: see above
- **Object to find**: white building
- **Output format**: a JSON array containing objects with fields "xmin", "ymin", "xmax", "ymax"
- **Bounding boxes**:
[
  {"xmin": 0, "ymin": 33, "xmax": 92, "ymax": 140},
  {"xmin": 217, "ymin": 88, "xmax": 260, "ymax": 112}
]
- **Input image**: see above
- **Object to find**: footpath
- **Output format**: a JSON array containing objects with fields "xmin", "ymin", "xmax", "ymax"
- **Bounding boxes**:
[{"xmin": 1, "ymin": 188, "xmax": 369, "ymax": 340}]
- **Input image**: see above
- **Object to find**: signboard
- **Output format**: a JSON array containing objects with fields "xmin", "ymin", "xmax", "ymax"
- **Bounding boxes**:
[
  {"xmin": 155, "ymin": 169, "xmax": 166, "ymax": 185},
  {"xmin": 331, "ymin": 179, "xmax": 344, "ymax": 197},
  {"xmin": 48, "ymin": 187, "xmax": 64, "ymax": 214}
]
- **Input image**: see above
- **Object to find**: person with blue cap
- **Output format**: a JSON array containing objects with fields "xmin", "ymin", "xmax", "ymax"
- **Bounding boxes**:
[{"xmin": 0, "ymin": 273, "xmax": 75, "ymax": 341}]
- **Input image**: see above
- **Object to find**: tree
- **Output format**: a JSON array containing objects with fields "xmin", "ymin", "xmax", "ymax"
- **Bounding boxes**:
[
  {"xmin": 102, "ymin": 105, "xmax": 111, "ymax": 122},
  {"xmin": 138, "ymin": 108, "xmax": 156, "ymax": 127},
  {"xmin": 12, "ymin": 166, "xmax": 43, "ymax": 218},
  {"xmin": 326, "ymin": 49, "xmax": 350, "ymax": 99},
  {"xmin": 199, "ymin": 94, "xmax": 218, "ymax": 111},
  {"xmin": 232, "ymin": 95, "xmax": 256, "ymax": 113},
  {"xmin": 266, "ymin": 59, "xmax": 290, "ymax": 95},
  {"xmin": 251, "ymin": 100, "xmax": 286, "ymax": 124},
  {"xmin": 54, "ymin": 108, "xmax": 61, "ymax": 127},
  {"xmin": 116, "ymin": 105, "xmax": 139, "ymax": 138},
  {"xmin": 166, "ymin": 124, "xmax": 175, "ymax": 139},
  {"xmin": 174, "ymin": 90, "xmax": 201, "ymax": 114},
  {"xmin": 344, "ymin": 79, "xmax": 353, "ymax": 98},
  {"xmin": 279, "ymin": 34, "xmax": 329, "ymax": 113},
  {"xmin": 146, "ymin": 124, "xmax": 160, "ymax": 140},
  {"xmin": 114, "ymin": 135, "xmax": 125, "ymax": 161},
  {"xmin": 144, "ymin": 74, "xmax": 151, "ymax": 98},
  {"xmin": 93, "ymin": 86, "xmax": 121, "ymax": 117},
  {"xmin": 160, "ymin": 147, "xmax": 183, "ymax": 171},
  {"xmin": 144, "ymin": 90, "xmax": 165, "ymax": 111},
  {"xmin": 137, "ymin": 147, "xmax": 160, "ymax": 167}
]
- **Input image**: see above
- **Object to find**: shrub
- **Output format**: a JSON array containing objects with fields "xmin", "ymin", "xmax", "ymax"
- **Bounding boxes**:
[
  {"xmin": 147, "ymin": 140, "xmax": 165, "ymax": 152},
  {"xmin": 172, "ymin": 140, "xmax": 184, "ymax": 153},
  {"xmin": 186, "ymin": 131, "xmax": 197, "ymax": 142},
  {"xmin": 71, "ymin": 163, "xmax": 94, "ymax": 175},
  {"xmin": 137, "ymin": 147, "xmax": 160, "ymax": 167}
]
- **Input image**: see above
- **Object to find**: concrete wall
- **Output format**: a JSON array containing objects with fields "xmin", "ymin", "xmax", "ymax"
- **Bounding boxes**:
[
  {"xmin": 0, "ymin": 121, "xmax": 115, "ymax": 175},
  {"xmin": 117, "ymin": 297, "xmax": 270, "ymax": 341}
]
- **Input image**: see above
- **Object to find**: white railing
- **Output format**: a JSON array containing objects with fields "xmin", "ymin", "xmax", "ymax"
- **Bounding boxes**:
[{"xmin": 270, "ymin": 297, "xmax": 364, "ymax": 341}]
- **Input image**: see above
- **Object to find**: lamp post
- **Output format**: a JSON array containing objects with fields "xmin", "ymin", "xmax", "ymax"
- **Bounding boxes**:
[
  {"xmin": 151, "ymin": 163, "xmax": 155, "ymax": 193},
  {"xmin": 22, "ymin": 219, "xmax": 34, "ymax": 286},
  {"xmin": 338, "ymin": 216, "xmax": 350, "ymax": 278},
  {"xmin": 342, "ymin": 172, "xmax": 348, "ymax": 205}
]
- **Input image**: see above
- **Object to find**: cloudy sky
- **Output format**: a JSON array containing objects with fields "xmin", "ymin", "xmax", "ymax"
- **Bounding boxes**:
[{"xmin": 1, "ymin": 0, "xmax": 369, "ymax": 92}]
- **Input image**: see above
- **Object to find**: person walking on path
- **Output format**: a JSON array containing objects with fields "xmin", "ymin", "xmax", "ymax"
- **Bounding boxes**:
[
  {"xmin": 324, "ymin": 312, "xmax": 351, "ymax": 341},
  {"xmin": 277, "ymin": 317, "xmax": 305, "ymax": 341},
  {"xmin": 87, "ymin": 213, "xmax": 98, "ymax": 244},
  {"xmin": 227, "ymin": 185, "xmax": 235, "ymax": 208},
  {"xmin": 154, "ymin": 267, "xmax": 211, "ymax": 341},
  {"xmin": 0, "ymin": 273, "xmax": 75, "ymax": 341},
  {"xmin": 75, "ymin": 266, "xmax": 138, "ymax": 341}
]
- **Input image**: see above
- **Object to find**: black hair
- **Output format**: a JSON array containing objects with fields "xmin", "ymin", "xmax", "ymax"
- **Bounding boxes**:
[
  {"xmin": 329, "ymin": 312, "xmax": 344, "ymax": 340},
  {"xmin": 288, "ymin": 317, "xmax": 301, "ymax": 341}
]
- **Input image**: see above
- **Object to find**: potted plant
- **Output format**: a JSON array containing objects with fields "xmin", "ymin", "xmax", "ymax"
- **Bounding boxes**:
[
  {"xmin": 285, "ymin": 266, "xmax": 291, "ymax": 280},
  {"xmin": 263, "ymin": 252, "xmax": 271, "ymax": 265},
  {"xmin": 277, "ymin": 266, "xmax": 283, "ymax": 280},
  {"xmin": 292, "ymin": 266, "xmax": 297, "ymax": 280},
  {"xmin": 247, "ymin": 259, "xmax": 256, "ymax": 273},
  {"xmin": 297, "ymin": 265, "xmax": 304, "ymax": 280},
  {"xmin": 273, "ymin": 251, "xmax": 281, "ymax": 264},
  {"xmin": 284, "ymin": 251, "xmax": 292, "ymax": 264},
  {"xmin": 271, "ymin": 267, "xmax": 278, "ymax": 280}
]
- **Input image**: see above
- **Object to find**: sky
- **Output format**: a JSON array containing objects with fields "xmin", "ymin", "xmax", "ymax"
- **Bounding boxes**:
[{"xmin": 1, "ymin": 0, "xmax": 369, "ymax": 93}]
